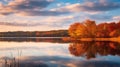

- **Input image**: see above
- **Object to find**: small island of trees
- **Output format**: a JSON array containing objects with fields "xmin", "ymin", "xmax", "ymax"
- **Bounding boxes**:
[{"xmin": 67, "ymin": 19, "xmax": 120, "ymax": 41}]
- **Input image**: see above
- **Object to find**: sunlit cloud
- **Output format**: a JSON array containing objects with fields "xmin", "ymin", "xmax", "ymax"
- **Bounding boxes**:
[
  {"xmin": 0, "ymin": 0, "xmax": 68, "ymax": 16},
  {"xmin": 0, "ymin": 0, "xmax": 120, "ymax": 31},
  {"xmin": 56, "ymin": 1, "xmax": 120, "ymax": 13},
  {"xmin": 113, "ymin": 16, "xmax": 120, "ymax": 20},
  {"xmin": 1, "ymin": 0, "xmax": 120, "ymax": 16},
  {"xmin": 0, "ymin": 15, "xmax": 75, "ymax": 27}
]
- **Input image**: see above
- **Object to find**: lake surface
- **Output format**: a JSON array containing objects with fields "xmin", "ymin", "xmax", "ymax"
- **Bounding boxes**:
[{"xmin": 0, "ymin": 38, "xmax": 120, "ymax": 67}]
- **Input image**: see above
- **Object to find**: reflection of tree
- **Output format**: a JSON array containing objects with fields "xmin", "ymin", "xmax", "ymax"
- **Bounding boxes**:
[{"xmin": 69, "ymin": 42, "xmax": 120, "ymax": 59}]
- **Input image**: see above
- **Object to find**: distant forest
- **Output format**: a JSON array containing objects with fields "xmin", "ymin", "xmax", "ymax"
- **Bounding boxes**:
[{"xmin": 0, "ymin": 30, "xmax": 69, "ymax": 37}]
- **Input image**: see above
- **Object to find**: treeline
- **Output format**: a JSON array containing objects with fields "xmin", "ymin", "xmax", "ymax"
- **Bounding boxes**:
[
  {"xmin": 0, "ymin": 30, "xmax": 69, "ymax": 37},
  {"xmin": 0, "ymin": 38, "xmax": 71, "ymax": 43},
  {"xmin": 69, "ymin": 20, "xmax": 120, "ymax": 38}
]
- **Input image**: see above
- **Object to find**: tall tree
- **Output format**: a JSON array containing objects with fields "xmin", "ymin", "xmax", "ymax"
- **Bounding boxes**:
[{"xmin": 84, "ymin": 20, "xmax": 97, "ymax": 37}]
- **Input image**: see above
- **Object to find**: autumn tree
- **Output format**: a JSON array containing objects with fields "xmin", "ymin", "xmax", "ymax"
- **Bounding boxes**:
[
  {"xmin": 68, "ymin": 22, "xmax": 88, "ymax": 38},
  {"xmin": 69, "ymin": 20, "xmax": 120, "ymax": 38},
  {"xmin": 96, "ymin": 23, "xmax": 109, "ymax": 37},
  {"xmin": 69, "ymin": 20, "xmax": 97, "ymax": 38},
  {"xmin": 84, "ymin": 20, "xmax": 97, "ymax": 37}
]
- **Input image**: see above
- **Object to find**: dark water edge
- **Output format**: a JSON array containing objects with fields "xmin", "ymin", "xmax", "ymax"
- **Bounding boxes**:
[
  {"xmin": 0, "ymin": 37, "xmax": 70, "ymax": 43},
  {"xmin": 0, "ymin": 37, "xmax": 118, "ymax": 43}
]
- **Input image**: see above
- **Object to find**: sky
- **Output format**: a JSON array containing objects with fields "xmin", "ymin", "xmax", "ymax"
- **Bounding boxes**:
[{"xmin": 0, "ymin": 0, "xmax": 120, "ymax": 32}]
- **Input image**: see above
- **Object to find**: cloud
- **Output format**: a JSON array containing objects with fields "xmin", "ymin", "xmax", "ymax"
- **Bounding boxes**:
[
  {"xmin": 0, "ymin": 0, "xmax": 119, "ymax": 31},
  {"xmin": 8, "ymin": 0, "xmax": 52, "ymax": 10},
  {"xmin": 0, "ymin": 0, "xmax": 68, "ymax": 16},
  {"xmin": 16, "ymin": 10, "xmax": 68, "ymax": 16},
  {"xmin": 88, "ymin": 15, "xmax": 112, "ymax": 21},
  {"xmin": 1, "ymin": 0, "xmax": 120, "ymax": 16},
  {"xmin": 0, "ymin": 15, "xmax": 75, "ymax": 27},
  {"xmin": 0, "ymin": 22, "xmax": 43, "ymax": 26},
  {"xmin": 56, "ymin": 0, "xmax": 120, "ymax": 13},
  {"xmin": 113, "ymin": 16, "xmax": 120, "ymax": 20}
]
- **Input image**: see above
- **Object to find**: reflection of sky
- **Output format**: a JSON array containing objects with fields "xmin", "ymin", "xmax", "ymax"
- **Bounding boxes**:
[
  {"xmin": 0, "ymin": 42, "xmax": 120, "ymax": 61},
  {"xmin": 0, "ymin": 41, "xmax": 120, "ymax": 67},
  {"xmin": 19, "ymin": 56, "xmax": 120, "ymax": 67},
  {"xmin": 1, "ymin": 56, "xmax": 120, "ymax": 67},
  {"xmin": 0, "ymin": 42, "xmax": 72, "ymax": 57}
]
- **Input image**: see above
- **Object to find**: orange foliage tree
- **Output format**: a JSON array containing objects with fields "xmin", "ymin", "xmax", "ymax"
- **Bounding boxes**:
[
  {"xmin": 69, "ymin": 19, "xmax": 120, "ymax": 38},
  {"xmin": 69, "ymin": 20, "xmax": 97, "ymax": 38},
  {"xmin": 68, "ymin": 22, "xmax": 88, "ymax": 38}
]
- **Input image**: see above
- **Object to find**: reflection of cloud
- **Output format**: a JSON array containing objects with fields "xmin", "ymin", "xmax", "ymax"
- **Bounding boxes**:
[
  {"xmin": 0, "ymin": 46, "xmax": 40, "ymax": 51},
  {"xmin": 0, "ymin": 42, "xmax": 70, "ymax": 57},
  {"xmin": 18, "ymin": 56, "xmax": 120, "ymax": 67},
  {"xmin": 1, "ymin": 56, "xmax": 120, "ymax": 67}
]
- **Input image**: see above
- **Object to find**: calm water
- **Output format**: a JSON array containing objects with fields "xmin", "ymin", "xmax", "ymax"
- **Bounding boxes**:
[{"xmin": 0, "ymin": 38, "xmax": 120, "ymax": 67}]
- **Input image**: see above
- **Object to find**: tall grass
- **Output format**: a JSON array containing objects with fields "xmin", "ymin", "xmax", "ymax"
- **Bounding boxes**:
[{"xmin": 0, "ymin": 49, "xmax": 22, "ymax": 67}]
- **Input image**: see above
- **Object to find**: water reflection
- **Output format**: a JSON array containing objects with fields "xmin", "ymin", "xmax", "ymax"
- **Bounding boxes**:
[
  {"xmin": 1, "ymin": 56, "xmax": 120, "ymax": 67},
  {"xmin": 0, "ymin": 38, "xmax": 120, "ymax": 67},
  {"xmin": 69, "ymin": 41, "xmax": 120, "ymax": 59}
]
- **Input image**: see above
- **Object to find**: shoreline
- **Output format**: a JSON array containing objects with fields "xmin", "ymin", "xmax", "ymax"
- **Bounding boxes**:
[
  {"xmin": 0, "ymin": 37, "xmax": 68, "ymax": 38},
  {"xmin": 0, "ymin": 37, "xmax": 120, "ymax": 42},
  {"xmin": 62, "ymin": 37, "xmax": 120, "ymax": 42}
]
